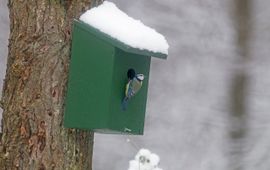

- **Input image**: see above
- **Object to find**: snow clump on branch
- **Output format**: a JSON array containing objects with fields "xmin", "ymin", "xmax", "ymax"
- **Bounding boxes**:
[{"xmin": 128, "ymin": 149, "xmax": 163, "ymax": 170}]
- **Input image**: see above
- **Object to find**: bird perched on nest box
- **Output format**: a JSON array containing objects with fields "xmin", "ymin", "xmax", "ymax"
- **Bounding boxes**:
[{"xmin": 122, "ymin": 69, "xmax": 145, "ymax": 110}]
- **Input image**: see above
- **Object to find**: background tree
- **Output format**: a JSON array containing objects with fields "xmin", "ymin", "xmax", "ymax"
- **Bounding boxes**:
[
  {"xmin": 229, "ymin": 0, "xmax": 252, "ymax": 169},
  {"xmin": 0, "ymin": 0, "xmax": 103, "ymax": 169}
]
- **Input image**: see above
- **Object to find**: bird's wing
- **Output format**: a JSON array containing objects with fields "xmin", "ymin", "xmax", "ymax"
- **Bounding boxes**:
[
  {"xmin": 125, "ymin": 81, "xmax": 130, "ymax": 96},
  {"xmin": 125, "ymin": 80, "xmax": 134, "ymax": 97}
]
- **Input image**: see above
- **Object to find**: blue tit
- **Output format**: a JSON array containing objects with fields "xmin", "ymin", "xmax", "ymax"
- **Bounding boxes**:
[{"xmin": 122, "ymin": 69, "xmax": 145, "ymax": 110}]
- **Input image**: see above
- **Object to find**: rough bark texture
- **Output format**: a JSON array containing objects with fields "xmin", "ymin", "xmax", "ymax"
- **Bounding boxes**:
[{"xmin": 0, "ymin": 0, "xmax": 103, "ymax": 169}]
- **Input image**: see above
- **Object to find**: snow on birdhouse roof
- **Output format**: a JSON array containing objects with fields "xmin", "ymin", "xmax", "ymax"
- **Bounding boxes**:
[{"xmin": 79, "ymin": 1, "xmax": 169, "ymax": 59}]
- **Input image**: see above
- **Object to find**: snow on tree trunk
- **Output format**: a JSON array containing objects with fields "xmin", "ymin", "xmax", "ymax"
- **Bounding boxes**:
[{"xmin": 0, "ymin": 0, "xmax": 103, "ymax": 169}]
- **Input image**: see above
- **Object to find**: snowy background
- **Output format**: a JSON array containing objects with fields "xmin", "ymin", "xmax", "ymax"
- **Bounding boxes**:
[{"xmin": 1, "ymin": 0, "xmax": 270, "ymax": 170}]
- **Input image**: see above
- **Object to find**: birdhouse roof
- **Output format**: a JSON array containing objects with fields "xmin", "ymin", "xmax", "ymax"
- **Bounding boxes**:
[{"xmin": 79, "ymin": 1, "xmax": 169, "ymax": 59}]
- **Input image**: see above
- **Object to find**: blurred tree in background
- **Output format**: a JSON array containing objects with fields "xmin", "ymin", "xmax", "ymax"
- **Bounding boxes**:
[{"xmin": 229, "ymin": 0, "xmax": 251, "ymax": 169}]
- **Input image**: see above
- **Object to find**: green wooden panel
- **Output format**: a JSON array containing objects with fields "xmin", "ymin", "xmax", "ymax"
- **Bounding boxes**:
[
  {"xmin": 109, "ymin": 48, "xmax": 151, "ymax": 135},
  {"xmin": 64, "ymin": 21, "xmax": 115, "ymax": 129}
]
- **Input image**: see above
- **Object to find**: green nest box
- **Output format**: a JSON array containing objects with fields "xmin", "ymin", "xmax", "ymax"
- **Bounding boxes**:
[{"xmin": 64, "ymin": 20, "xmax": 167, "ymax": 135}]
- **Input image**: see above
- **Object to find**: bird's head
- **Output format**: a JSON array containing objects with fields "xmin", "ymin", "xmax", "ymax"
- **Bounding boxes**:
[{"xmin": 136, "ymin": 74, "xmax": 144, "ymax": 81}]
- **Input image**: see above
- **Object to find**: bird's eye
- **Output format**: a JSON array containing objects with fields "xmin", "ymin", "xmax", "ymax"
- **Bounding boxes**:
[{"xmin": 147, "ymin": 159, "xmax": 150, "ymax": 163}]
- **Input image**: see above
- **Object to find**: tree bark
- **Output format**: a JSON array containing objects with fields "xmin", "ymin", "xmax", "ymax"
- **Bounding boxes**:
[{"xmin": 0, "ymin": 0, "xmax": 103, "ymax": 169}]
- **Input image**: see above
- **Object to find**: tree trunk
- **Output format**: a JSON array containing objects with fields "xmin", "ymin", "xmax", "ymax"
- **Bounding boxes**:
[
  {"xmin": 0, "ymin": 0, "xmax": 103, "ymax": 169},
  {"xmin": 229, "ymin": 0, "xmax": 252, "ymax": 169}
]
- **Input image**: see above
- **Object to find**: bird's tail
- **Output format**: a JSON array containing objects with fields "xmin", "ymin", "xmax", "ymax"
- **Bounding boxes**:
[{"xmin": 121, "ymin": 97, "xmax": 129, "ymax": 111}]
